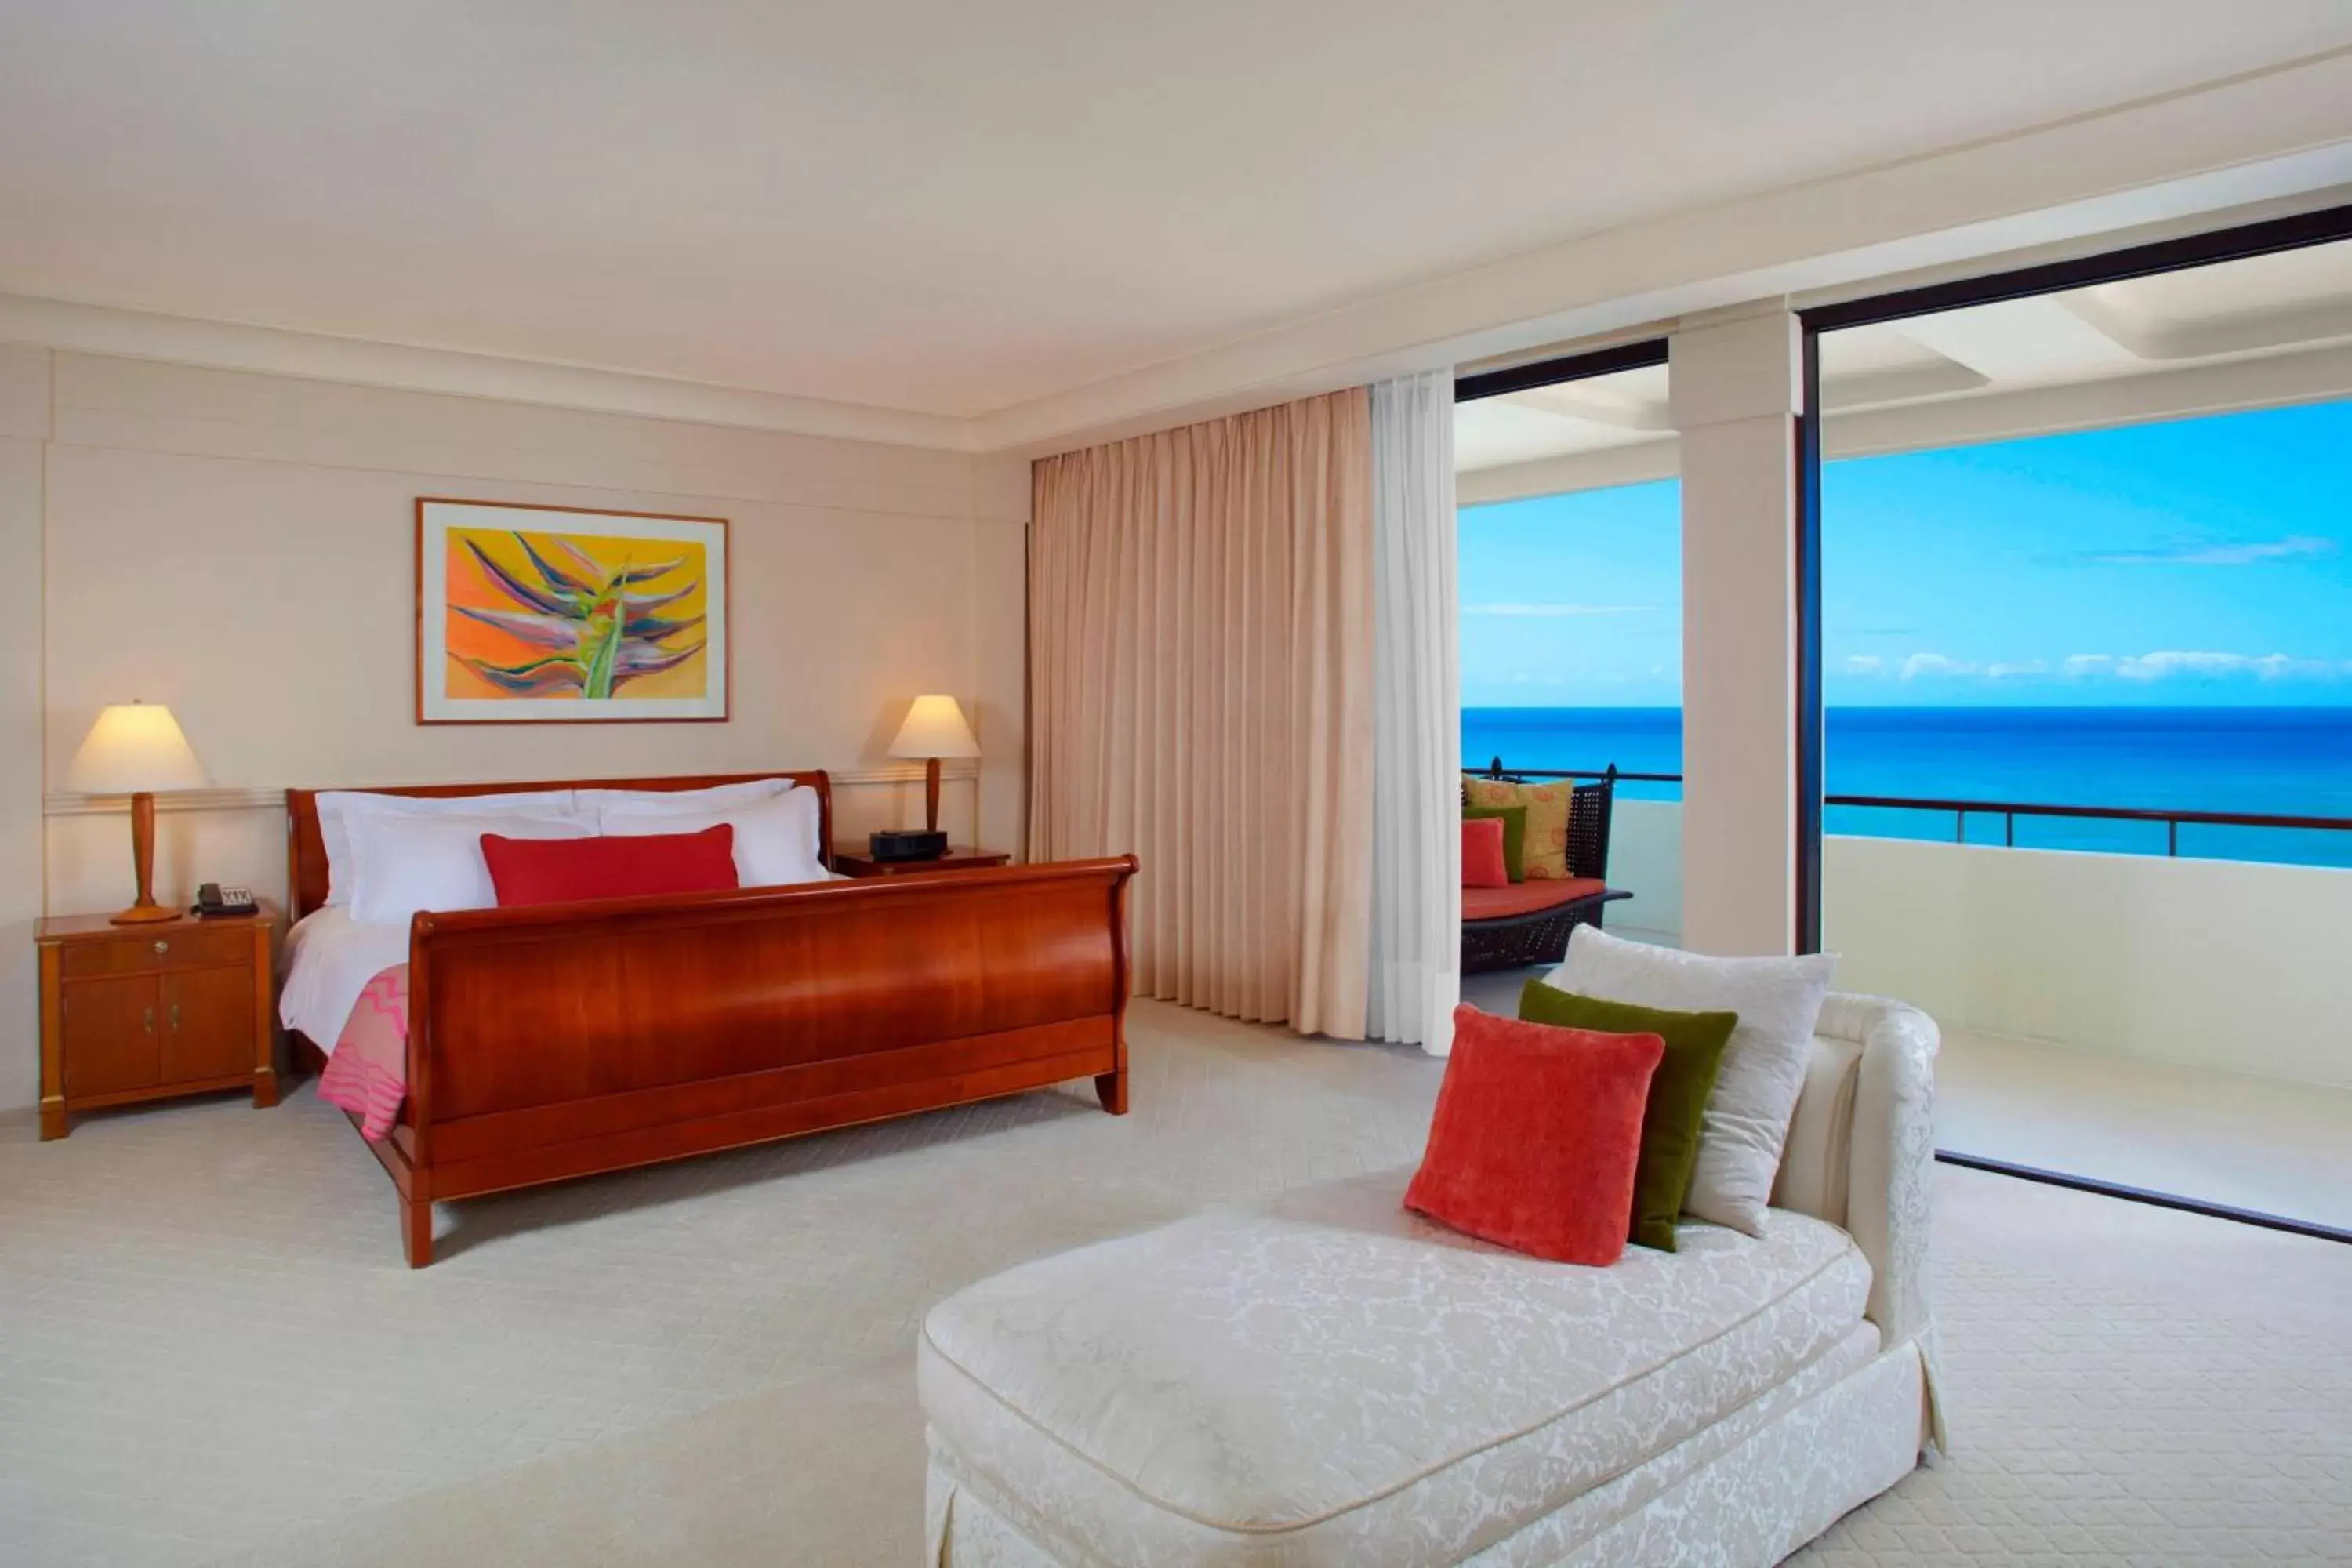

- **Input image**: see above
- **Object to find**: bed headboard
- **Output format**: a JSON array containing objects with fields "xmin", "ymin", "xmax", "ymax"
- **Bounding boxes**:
[{"xmin": 284, "ymin": 771, "xmax": 833, "ymax": 920}]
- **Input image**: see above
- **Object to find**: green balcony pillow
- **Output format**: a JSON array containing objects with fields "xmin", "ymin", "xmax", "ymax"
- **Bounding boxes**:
[
  {"xmin": 1461, "ymin": 804, "xmax": 1528, "ymax": 882},
  {"xmin": 1518, "ymin": 979, "xmax": 1737, "ymax": 1253}
]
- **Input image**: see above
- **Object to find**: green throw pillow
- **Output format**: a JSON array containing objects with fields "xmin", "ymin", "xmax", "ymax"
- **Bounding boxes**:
[
  {"xmin": 1462, "ymin": 804, "xmax": 1528, "ymax": 882},
  {"xmin": 1517, "ymin": 979, "xmax": 1737, "ymax": 1253}
]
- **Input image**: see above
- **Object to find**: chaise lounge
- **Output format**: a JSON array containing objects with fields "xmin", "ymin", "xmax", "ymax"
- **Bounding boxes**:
[{"xmin": 918, "ymin": 993, "xmax": 1943, "ymax": 1566}]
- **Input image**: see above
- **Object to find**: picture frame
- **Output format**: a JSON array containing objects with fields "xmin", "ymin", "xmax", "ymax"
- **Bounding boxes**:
[{"xmin": 416, "ymin": 498, "xmax": 731, "ymax": 724}]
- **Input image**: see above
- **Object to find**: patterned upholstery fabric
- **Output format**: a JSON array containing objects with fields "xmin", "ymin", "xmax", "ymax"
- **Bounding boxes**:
[
  {"xmin": 1462, "ymin": 776, "xmax": 1573, "ymax": 879},
  {"xmin": 926, "ymin": 1336, "xmax": 1924, "ymax": 1568},
  {"xmin": 922, "ymin": 1180, "xmax": 1872, "ymax": 1565}
]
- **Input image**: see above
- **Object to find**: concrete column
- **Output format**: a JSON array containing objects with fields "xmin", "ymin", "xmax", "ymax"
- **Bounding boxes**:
[{"xmin": 1669, "ymin": 308, "xmax": 1801, "ymax": 956}]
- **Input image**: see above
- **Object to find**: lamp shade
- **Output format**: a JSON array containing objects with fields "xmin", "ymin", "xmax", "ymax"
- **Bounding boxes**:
[
  {"xmin": 888, "ymin": 695, "xmax": 980, "ymax": 760},
  {"xmin": 63, "ymin": 702, "xmax": 210, "ymax": 794}
]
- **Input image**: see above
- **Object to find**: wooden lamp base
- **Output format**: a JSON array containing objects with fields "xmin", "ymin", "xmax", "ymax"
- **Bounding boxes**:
[{"xmin": 111, "ymin": 790, "xmax": 179, "ymax": 924}]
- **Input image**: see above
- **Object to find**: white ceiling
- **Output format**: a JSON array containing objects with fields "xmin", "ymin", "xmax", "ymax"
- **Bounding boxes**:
[
  {"xmin": 4, "ymin": 2, "xmax": 2352, "ymax": 426},
  {"xmin": 1454, "ymin": 237, "xmax": 2352, "ymax": 478}
]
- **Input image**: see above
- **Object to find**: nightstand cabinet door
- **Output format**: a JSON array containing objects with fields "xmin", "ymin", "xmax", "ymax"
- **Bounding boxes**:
[
  {"xmin": 161, "ymin": 967, "xmax": 258, "ymax": 1084},
  {"xmin": 61, "ymin": 975, "xmax": 162, "ymax": 1098}
]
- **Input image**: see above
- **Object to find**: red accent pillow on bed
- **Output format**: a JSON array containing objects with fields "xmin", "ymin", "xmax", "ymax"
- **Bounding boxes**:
[
  {"xmin": 481, "ymin": 825, "xmax": 739, "ymax": 906},
  {"xmin": 1404, "ymin": 1004, "xmax": 1663, "ymax": 1266}
]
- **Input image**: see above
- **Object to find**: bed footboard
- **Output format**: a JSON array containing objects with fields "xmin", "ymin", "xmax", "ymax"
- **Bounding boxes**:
[{"xmin": 381, "ymin": 857, "xmax": 1135, "ymax": 1265}]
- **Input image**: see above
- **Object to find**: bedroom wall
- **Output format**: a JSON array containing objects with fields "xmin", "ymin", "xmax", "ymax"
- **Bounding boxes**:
[
  {"xmin": 2, "ymin": 348, "xmax": 1029, "ymax": 1114},
  {"xmin": 0, "ymin": 347, "xmax": 47, "ymax": 1123}
]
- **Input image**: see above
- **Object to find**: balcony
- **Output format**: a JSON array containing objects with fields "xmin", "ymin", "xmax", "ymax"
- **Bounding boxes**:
[{"xmin": 1459, "ymin": 762, "xmax": 2352, "ymax": 1236}]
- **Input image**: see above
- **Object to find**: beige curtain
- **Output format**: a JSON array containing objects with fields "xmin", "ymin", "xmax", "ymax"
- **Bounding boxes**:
[{"xmin": 1029, "ymin": 389, "xmax": 1374, "ymax": 1038}]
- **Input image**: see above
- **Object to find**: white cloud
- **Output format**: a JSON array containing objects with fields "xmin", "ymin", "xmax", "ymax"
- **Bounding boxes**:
[
  {"xmin": 2053, "ymin": 650, "xmax": 2348, "ymax": 682},
  {"xmin": 2104, "ymin": 650, "xmax": 2339, "ymax": 681},
  {"xmin": 2249, "ymin": 654, "xmax": 2341, "ymax": 680},
  {"xmin": 2085, "ymin": 535, "xmax": 2338, "ymax": 567},
  {"xmin": 1846, "ymin": 650, "xmax": 2352, "ymax": 685},
  {"xmin": 1463, "ymin": 603, "xmax": 1657, "ymax": 617},
  {"xmin": 2114, "ymin": 650, "xmax": 2259, "ymax": 681}
]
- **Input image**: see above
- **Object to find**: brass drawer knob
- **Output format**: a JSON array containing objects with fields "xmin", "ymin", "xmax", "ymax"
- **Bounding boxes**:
[{"xmin": 153, "ymin": 939, "xmax": 169, "ymax": 955}]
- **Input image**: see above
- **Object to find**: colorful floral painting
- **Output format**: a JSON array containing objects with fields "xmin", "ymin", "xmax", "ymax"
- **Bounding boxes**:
[{"xmin": 417, "ymin": 500, "xmax": 728, "ymax": 723}]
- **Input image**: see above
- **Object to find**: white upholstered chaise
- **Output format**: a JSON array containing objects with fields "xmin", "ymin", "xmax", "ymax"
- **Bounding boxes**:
[{"xmin": 919, "ymin": 993, "xmax": 1943, "ymax": 1566}]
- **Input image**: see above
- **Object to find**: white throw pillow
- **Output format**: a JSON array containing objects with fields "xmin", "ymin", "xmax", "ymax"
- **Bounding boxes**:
[
  {"xmin": 597, "ymin": 787, "xmax": 826, "ymax": 888},
  {"xmin": 347, "ymin": 811, "xmax": 593, "ymax": 924},
  {"xmin": 1545, "ymin": 925, "xmax": 1835, "ymax": 1236},
  {"xmin": 318, "ymin": 789, "xmax": 578, "ymax": 907},
  {"xmin": 574, "ymin": 778, "xmax": 798, "ymax": 816}
]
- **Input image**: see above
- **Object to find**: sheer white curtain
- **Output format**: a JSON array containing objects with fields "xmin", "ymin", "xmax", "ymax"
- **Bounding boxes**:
[{"xmin": 1366, "ymin": 368, "xmax": 1461, "ymax": 1054}]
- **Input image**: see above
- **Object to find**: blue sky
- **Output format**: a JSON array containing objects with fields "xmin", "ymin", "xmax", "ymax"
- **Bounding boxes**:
[{"xmin": 1459, "ymin": 399, "xmax": 2352, "ymax": 708}]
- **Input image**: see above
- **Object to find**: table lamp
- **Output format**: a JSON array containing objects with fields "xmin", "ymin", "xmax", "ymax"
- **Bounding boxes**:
[
  {"xmin": 887, "ymin": 695, "xmax": 980, "ymax": 837},
  {"xmin": 64, "ymin": 702, "xmax": 210, "ymax": 924}
]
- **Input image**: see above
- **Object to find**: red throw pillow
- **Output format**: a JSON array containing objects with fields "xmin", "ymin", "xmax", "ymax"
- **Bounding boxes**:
[
  {"xmin": 481, "ymin": 826, "xmax": 739, "ymax": 906},
  {"xmin": 1461, "ymin": 815, "xmax": 1510, "ymax": 888},
  {"xmin": 1404, "ymin": 1004, "xmax": 1664, "ymax": 1265}
]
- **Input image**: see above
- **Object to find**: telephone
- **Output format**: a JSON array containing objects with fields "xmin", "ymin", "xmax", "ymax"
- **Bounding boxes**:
[{"xmin": 194, "ymin": 882, "xmax": 259, "ymax": 918}]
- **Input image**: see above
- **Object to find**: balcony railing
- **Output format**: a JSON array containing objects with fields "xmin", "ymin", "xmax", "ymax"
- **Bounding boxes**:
[{"xmin": 1468, "ymin": 758, "xmax": 2352, "ymax": 858}]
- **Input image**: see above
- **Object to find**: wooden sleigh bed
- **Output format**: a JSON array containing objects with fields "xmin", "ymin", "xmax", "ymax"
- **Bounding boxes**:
[{"xmin": 283, "ymin": 771, "xmax": 1136, "ymax": 1267}]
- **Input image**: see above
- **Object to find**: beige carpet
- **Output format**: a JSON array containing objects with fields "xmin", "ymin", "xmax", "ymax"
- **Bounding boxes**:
[{"xmin": 3, "ymin": 999, "xmax": 2347, "ymax": 1566}]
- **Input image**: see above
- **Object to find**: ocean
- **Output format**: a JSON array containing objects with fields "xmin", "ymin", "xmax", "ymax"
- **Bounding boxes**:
[{"xmin": 1461, "ymin": 706, "xmax": 2352, "ymax": 868}]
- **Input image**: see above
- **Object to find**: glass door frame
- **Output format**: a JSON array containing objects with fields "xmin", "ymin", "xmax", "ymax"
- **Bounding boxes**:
[
  {"xmin": 1791, "ymin": 198, "xmax": 2352, "ymax": 953},
  {"xmin": 1454, "ymin": 337, "xmax": 1669, "ymax": 405}
]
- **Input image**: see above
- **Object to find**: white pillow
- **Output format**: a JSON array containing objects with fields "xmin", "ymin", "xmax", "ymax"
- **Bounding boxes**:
[
  {"xmin": 347, "ymin": 811, "xmax": 593, "ymax": 924},
  {"xmin": 317, "ymin": 788, "xmax": 578, "ymax": 907},
  {"xmin": 574, "ymin": 778, "xmax": 798, "ymax": 816},
  {"xmin": 596, "ymin": 788, "xmax": 826, "ymax": 888},
  {"xmin": 1544, "ymin": 925, "xmax": 1835, "ymax": 1236}
]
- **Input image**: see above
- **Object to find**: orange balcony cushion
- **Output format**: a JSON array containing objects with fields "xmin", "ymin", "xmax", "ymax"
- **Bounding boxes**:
[{"xmin": 1461, "ymin": 877, "xmax": 1609, "ymax": 922}]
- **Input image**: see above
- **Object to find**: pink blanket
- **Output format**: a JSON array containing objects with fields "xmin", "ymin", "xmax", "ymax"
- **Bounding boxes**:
[{"xmin": 316, "ymin": 965, "xmax": 408, "ymax": 1142}]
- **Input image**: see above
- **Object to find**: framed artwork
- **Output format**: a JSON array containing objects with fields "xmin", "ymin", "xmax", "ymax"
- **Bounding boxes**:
[{"xmin": 416, "ymin": 498, "xmax": 729, "ymax": 724}]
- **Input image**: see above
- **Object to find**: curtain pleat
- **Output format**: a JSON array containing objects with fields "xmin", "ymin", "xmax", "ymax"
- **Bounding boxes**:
[
  {"xmin": 1366, "ymin": 370, "xmax": 1462, "ymax": 1054},
  {"xmin": 1029, "ymin": 390, "xmax": 1374, "ymax": 1037}
]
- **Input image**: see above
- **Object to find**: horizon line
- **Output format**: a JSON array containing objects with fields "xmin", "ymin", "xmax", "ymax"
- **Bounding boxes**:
[{"xmin": 1461, "ymin": 701, "xmax": 2352, "ymax": 713}]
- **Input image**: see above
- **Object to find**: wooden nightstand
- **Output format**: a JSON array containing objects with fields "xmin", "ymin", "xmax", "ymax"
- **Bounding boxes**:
[
  {"xmin": 829, "ymin": 846, "xmax": 1012, "ymax": 879},
  {"xmin": 36, "ymin": 902, "xmax": 281, "ymax": 1140}
]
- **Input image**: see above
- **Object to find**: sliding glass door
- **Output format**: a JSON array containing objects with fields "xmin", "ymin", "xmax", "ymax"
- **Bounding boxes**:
[{"xmin": 1796, "ymin": 204, "xmax": 2352, "ymax": 1237}]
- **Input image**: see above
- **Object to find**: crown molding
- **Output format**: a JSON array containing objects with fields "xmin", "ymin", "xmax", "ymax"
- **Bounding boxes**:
[
  {"xmin": 42, "ymin": 764, "xmax": 976, "ymax": 817},
  {"xmin": 0, "ymin": 292, "xmax": 980, "ymax": 452}
]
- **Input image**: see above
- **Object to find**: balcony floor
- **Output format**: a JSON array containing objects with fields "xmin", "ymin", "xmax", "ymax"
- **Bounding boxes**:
[{"xmin": 1938, "ymin": 1028, "xmax": 2352, "ymax": 1235}]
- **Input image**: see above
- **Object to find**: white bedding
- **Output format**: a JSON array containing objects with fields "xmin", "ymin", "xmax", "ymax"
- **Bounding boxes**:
[{"xmin": 278, "ymin": 906, "xmax": 408, "ymax": 1051}]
